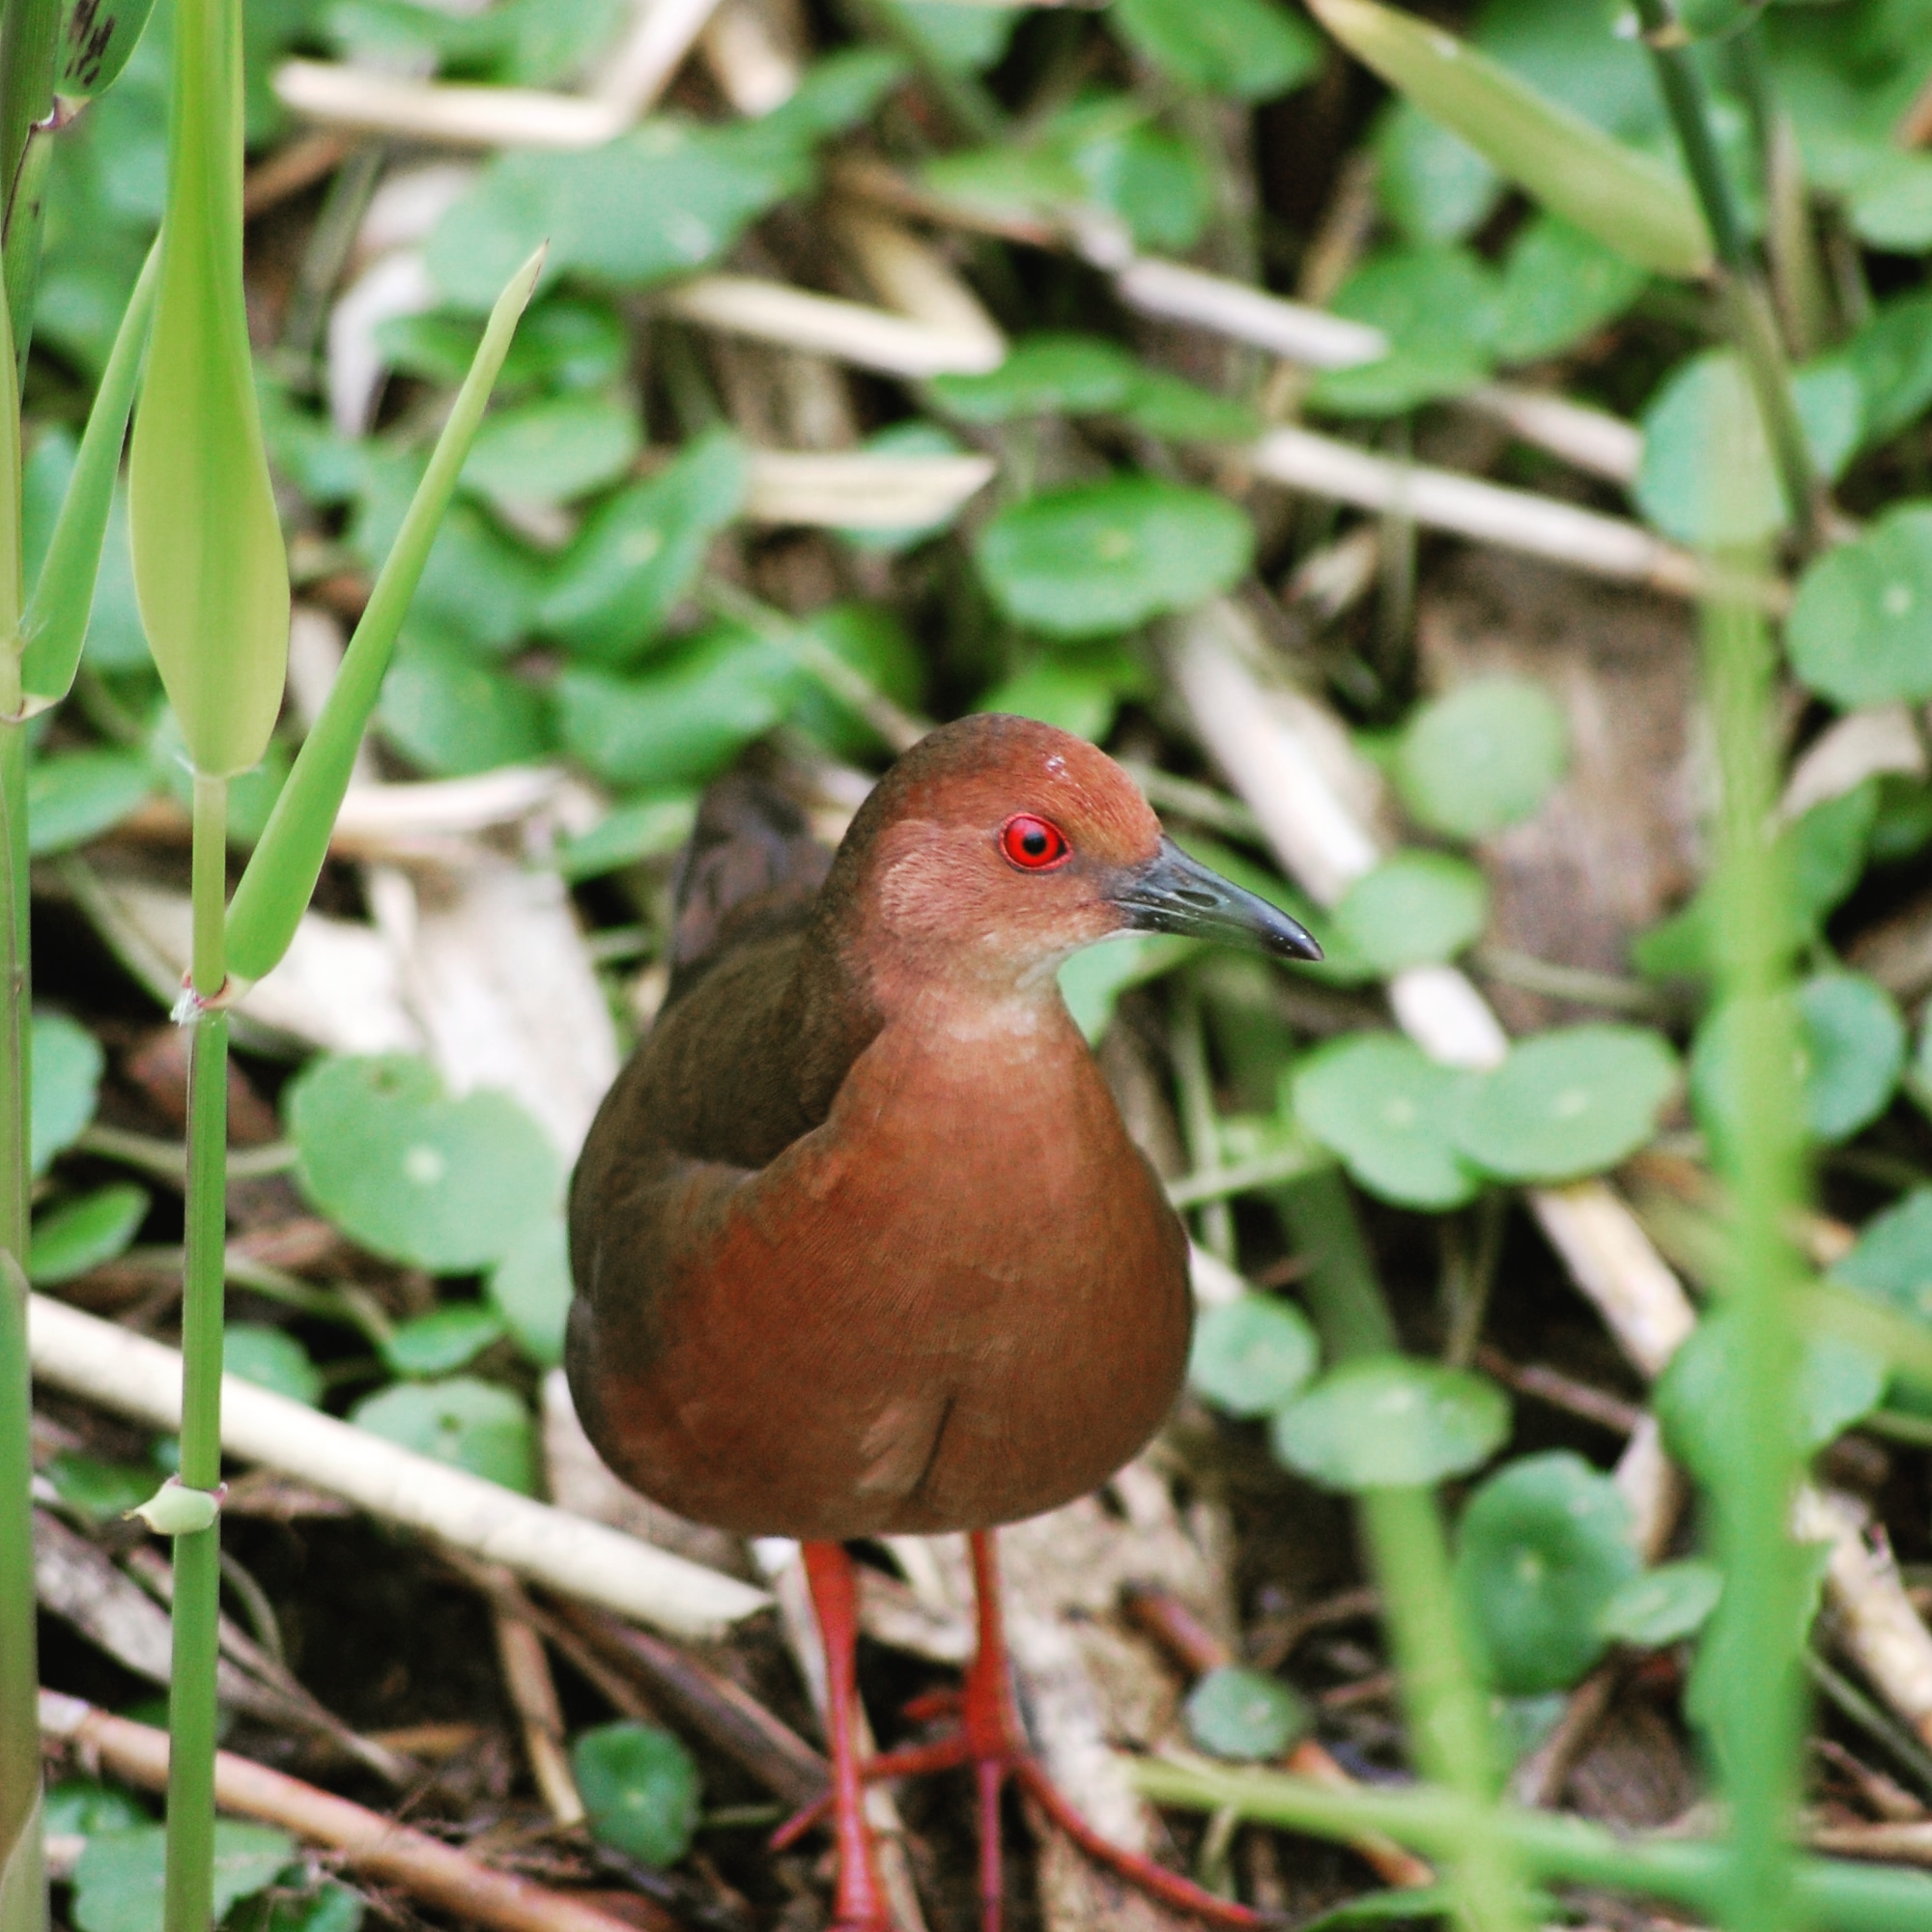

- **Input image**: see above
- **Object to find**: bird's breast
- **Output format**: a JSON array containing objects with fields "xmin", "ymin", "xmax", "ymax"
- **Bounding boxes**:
[{"xmin": 585, "ymin": 1003, "xmax": 1192, "ymax": 1540}]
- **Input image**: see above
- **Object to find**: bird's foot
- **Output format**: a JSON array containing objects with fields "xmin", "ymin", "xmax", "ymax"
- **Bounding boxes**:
[{"xmin": 770, "ymin": 1726, "xmax": 1263, "ymax": 1930}]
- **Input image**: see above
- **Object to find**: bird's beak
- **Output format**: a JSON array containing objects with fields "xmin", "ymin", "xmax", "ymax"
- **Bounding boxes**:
[{"xmin": 1109, "ymin": 838, "xmax": 1322, "ymax": 962}]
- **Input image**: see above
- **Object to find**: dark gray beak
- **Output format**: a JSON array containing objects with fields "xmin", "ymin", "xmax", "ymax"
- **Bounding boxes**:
[{"xmin": 1110, "ymin": 838, "xmax": 1322, "ymax": 962}]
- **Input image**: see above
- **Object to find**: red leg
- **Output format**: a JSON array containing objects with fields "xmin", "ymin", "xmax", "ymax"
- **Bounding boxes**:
[
  {"xmin": 802, "ymin": 1541, "xmax": 894, "ymax": 1932},
  {"xmin": 960, "ymin": 1530, "xmax": 1264, "ymax": 1932}
]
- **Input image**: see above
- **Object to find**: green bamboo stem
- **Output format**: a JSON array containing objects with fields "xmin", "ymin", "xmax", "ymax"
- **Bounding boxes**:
[
  {"xmin": 1696, "ymin": 554, "xmax": 1806, "ymax": 1932},
  {"xmin": 1629, "ymin": 0, "xmax": 1826, "ymax": 548},
  {"xmin": 0, "ymin": 718, "xmax": 39, "ymax": 1932},
  {"xmin": 1130, "ymin": 1756, "xmax": 1932, "ymax": 1932},
  {"xmin": 161, "ymin": 774, "xmax": 230, "ymax": 1932}
]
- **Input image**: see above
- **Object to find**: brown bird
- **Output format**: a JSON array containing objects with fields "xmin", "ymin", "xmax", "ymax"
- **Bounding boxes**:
[{"xmin": 567, "ymin": 715, "xmax": 1320, "ymax": 1932}]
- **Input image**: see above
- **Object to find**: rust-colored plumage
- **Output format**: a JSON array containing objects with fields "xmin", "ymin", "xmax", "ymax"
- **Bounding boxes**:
[{"xmin": 567, "ymin": 715, "xmax": 1318, "ymax": 1931}]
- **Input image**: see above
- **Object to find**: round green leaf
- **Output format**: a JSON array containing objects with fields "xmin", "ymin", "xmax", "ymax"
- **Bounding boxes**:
[
  {"xmin": 1292, "ymin": 1033, "xmax": 1481, "ymax": 1210},
  {"xmin": 349, "ymin": 1376, "xmax": 537, "ymax": 1492},
  {"xmin": 1597, "ymin": 1559, "xmax": 1722, "ymax": 1647},
  {"xmin": 379, "ymin": 1304, "xmax": 507, "ymax": 1378},
  {"xmin": 1375, "ymin": 100, "xmax": 1500, "ymax": 246},
  {"xmin": 1110, "ymin": 0, "xmax": 1321, "ymax": 100},
  {"xmin": 285, "ymin": 1054, "xmax": 561, "ymax": 1273},
  {"xmin": 1832, "ymin": 1185, "xmax": 1932, "ymax": 1325},
  {"xmin": 28, "ymin": 1184, "xmax": 149, "ymax": 1286},
  {"xmin": 1188, "ymin": 1293, "xmax": 1319, "ymax": 1417},
  {"xmin": 574, "ymin": 1721, "xmax": 702, "ymax": 1867},
  {"xmin": 1787, "ymin": 504, "xmax": 1932, "ymax": 709},
  {"xmin": 1311, "ymin": 245, "xmax": 1500, "ymax": 416},
  {"xmin": 488, "ymin": 1213, "xmax": 576, "ymax": 1369},
  {"xmin": 1494, "ymin": 215, "xmax": 1647, "ymax": 364},
  {"xmin": 975, "ymin": 477, "xmax": 1253, "ymax": 639},
  {"xmin": 43, "ymin": 1779, "xmax": 149, "ymax": 1837},
  {"xmin": 1393, "ymin": 676, "xmax": 1568, "ymax": 840},
  {"xmin": 462, "ymin": 390, "xmax": 640, "ymax": 505},
  {"xmin": 380, "ymin": 630, "xmax": 554, "ymax": 778},
  {"xmin": 1183, "ymin": 1665, "xmax": 1312, "ymax": 1761},
  {"xmin": 43, "ymin": 1452, "xmax": 156, "ymax": 1523},
  {"xmin": 1636, "ymin": 350, "xmax": 1785, "ymax": 546},
  {"xmin": 1691, "ymin": 974, "xmax": 1905, "ymax": 1151},
  {"xmin": 28, "ymin": 750, "xmax": 154, "ymax": 857},
  {"xmin": 1329, "ymin": 851, "xmax": 1489, "ymax": 974},
  {"xmin": 1656, "ymin": 1310, "xmax": 1887, "ymax": 1480},
  {"xmin": 224, "ymin": 1324, "xmax": 325, "ymax": 1406},
  {"xmin": 33, "ymin": 1009, "xmax": 102, "ymax": 1179},
  {"xmin": 74, "ymin": 1821, "xmax": 295, "ymax": 1932},
  {"xmin": 930, "ymin": 333, "xmax": 1140, "ymax": 423},
  {"xmin": 1452, "ymin": 1451, "xmax": 1638, "ymax": 1695},
  {"xmin": 1452, "ymin": 1025, "xmax": 1679, "ymax": 1184},
  {"xmin": 1271, "ymin": 1356, "xmax": 1509, "ymax": 1492}
]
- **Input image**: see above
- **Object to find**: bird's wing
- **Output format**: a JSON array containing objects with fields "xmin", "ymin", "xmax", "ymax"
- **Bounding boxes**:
[{"xmin": 665, "ymin": 770, "xmax": 834, "ymax": 1007}]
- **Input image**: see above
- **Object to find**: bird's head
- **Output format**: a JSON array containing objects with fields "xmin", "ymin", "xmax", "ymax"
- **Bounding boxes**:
[{"xmin": 823, "ymin": 715, "xmax": 1320, "ymax": 1007}]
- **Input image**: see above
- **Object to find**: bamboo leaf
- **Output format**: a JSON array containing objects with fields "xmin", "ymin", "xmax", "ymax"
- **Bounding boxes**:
[
  {"xmin": 59, "ymin": 0, "xmax": 160, "ymax": 99},
  {"xmin": 1304, "ymin": 0, "xmax": 1713, "ymax": 279},
  {"xmin": 20, "ymin": 242, "xmax": 157, "ymax": 707},
  {"xmin": 127, "ymin": 0, "xmax": 287, "ymax": 778},
  {"xmin": 225, "ymin": 247, "xmax": 543, "ymax": 986}
]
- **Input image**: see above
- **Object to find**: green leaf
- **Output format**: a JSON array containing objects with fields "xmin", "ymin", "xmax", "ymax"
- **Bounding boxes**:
[
  {"xmin": 1787, "ymin": 503, "xmax": 1932, "ymax": 709},
  {"xmin": 1842, "ymin": 291, "xmax": 1932, "ymax": 447},
  {"xmin": 884, "ymin": 0, "xmax": 1014, "ymax": 71},
  {"xmin": 1691, "ymin": 974, "xmax": 1906, "ymax": 1150},
  {"xmin": 1306, "ymin": 0, "xmax": 1710, "ymax": 276},
  {"xmin": 43, "ymin": 1451, "xmax": 155, "ymax": 1521},
  {"xmin": 554, "ymin": 792, "xmax": 698, "ymax": 885},
  {"xmin": 33, "ymin": 1009, "xmax": 102, "ymax": 1178},
  {"xmin": 380, "ymin": 1303, "xmax": 506, "ymax": 1378},
  {"xmin": 1183, "ymin": 1665, "xmax": 1312, "ymax": 1761},
  {"xmin": 73, "ymin": 1823, "xmax": 294, "ymax": 1932},
  {"xmin": 127, "ymin": 0, "xmax": 288, "ymax": 777},
  {"xmin": 223, "ymin": 1322, "xmax": 324, "ymax": 1406},
  {"xmin": 1597, "ymin": 1559, "xmax": 1722, "ymax": 1647},
  {"xmin": 378, "ymin": 628, "xmax": 554, "ymax": 778},
  {"xmin": 1833, "ymin": 1187, "xmax": 1932, "ymax": 1328},
  {"xmin": 487, "ymin": 1212, "xmax": 574, "ymax": 1369},
  {"xmin": 555, "ymin": 626, "xmax": 797, "ymax": 790},
  {"xmin": 976, "ymin": 477, "xmax": 1252, "ymax": 639},
  {"xmin": 537, "ymin": 429, "xmax": 747, "ymax": 662},
  {"xmin": 59, "ymin": 0, "xmax": 160, "ymax": 98},
  {"xmin": 1116, "ymin": 370, "xmax": 1260, "ymax": 444},
  {"xmin": 227, "ymin": 249, "xmax": 542, "ymax": 986},
  {"xmin": 1393, "ymin": 675, "xmax": 1568, "ymax": 841},
  {"xmin": 27, "ymin": 748, "xmax": 152, "ymax": 855},
  {"xmin": 427, "ymin": 117, "xmax": 812, "ymax": 312},
  {"xmin": 979, "ymin": 647, "xmax": 1141, "ymax": 745},
  {"xmin": 28, "ymin": 1183, "xmax": 147, "ymax": 1285},
  {"xmin": 43, "ymin": 1779, "xmax": 149, "ymax": 1838},
  {"xmin": 1188, "ymin": 1293, "xmax": 1320, "ymax": 1417},
  {"xmin": 1292, "ymin": 1032, "xmax": 1480, "ymax": 1210},
  {"xmin": 1657, "ymin": 1309, "xmax": 1886, "ymax": 1477},
  {"xmin": 285, "ymin": 1053, "xmax": 561, "ymax": 1273},
  {"xmin": 349, "ymin": 1376, "xmax": 536, "ymax": 1492},
  {"xmin": 1309, "ymin": 245, "xmax": 1498, "ymax": 416},
  {"xmin": 1056, "ymin": 931, "xmax": 1194, "ymax": 1042},
  {"xmin": 1493, "ymin": 215, "xmax": 1648, "ymax": 364},
  {"xmin": 1452, "ymin": 1451, "xmax": 1637, "ymax": 1695},
  {"xmin": 1374, "ymin": 100, "xmax": 1500, "ymax": 245},
  {"xmin": 931, "ymin": 333, "xmax": 1140, "ymax": 424},
  {"xmin": 786, "ymin": 603, "xmax": 926, "ymax": 760},
  {"xmin": 1059, "ymin": 102, "xmax": 1212, "ymax": 253},
  {"xmin": 1271, "ymin": 1356, "xmax": 1509, "ymax": 1491},
  {"xmin": 266, "ymin": 1883, "xmax": 365, "ymax": 1932},
  {"xmin": 19, "ymin": 243, "xmax": 157, "ymax": 705},
  {"xmin": 460, "ymin": 389, "xmax": 640, "ymax": 507},
  {"xmin": 1329, "ymin": 852, "xmax": 1488, "ymax": 975},
  {"xmin": 1453, "ymin": 1025, "xmax": 1679, "ymax": 1184},
  {"xmin": 1111, "ymin": 0, "xmax": 1321, "ymax": 99},
  {"xmin": 574, "ymin": 1721, "xmax": 702, "ymax": 1867}
]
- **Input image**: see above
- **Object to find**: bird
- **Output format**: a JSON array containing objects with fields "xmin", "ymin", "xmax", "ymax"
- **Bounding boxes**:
[{"xmin": 566, "ymin": 714, "xmax": 1321, "ymax": 1932}]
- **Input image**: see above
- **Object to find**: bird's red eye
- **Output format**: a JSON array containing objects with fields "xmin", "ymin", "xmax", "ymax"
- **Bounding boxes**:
[{"xmin": 999, "ymin": 813, "xmax": 1071, "ymax": 871}]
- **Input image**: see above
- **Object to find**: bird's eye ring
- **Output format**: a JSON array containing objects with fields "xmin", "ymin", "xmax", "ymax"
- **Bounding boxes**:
[{"xmin": 999, "ymin": 813, "xmax": 1071, "ymax": 871}]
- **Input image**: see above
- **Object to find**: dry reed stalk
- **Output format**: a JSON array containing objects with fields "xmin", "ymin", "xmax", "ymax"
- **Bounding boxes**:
[{"xmin": 273, "ymin": 62, "xmax": 627, "ymax": 149}]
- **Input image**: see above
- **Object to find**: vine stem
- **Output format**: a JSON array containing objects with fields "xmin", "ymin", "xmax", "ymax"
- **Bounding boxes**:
[
  {"xmin": 162, "ymin": 772, "xmax": 230, "ymax": 1932},
  {"xmin": 1629, "ymin": 0, "xmax": 1829, "ymax": 551}
]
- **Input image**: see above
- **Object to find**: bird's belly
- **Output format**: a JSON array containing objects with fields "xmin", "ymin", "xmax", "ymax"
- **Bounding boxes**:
[{"xmin": 582, "ymin": 1074, "xmax": 1191, "ymax": 1540}]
